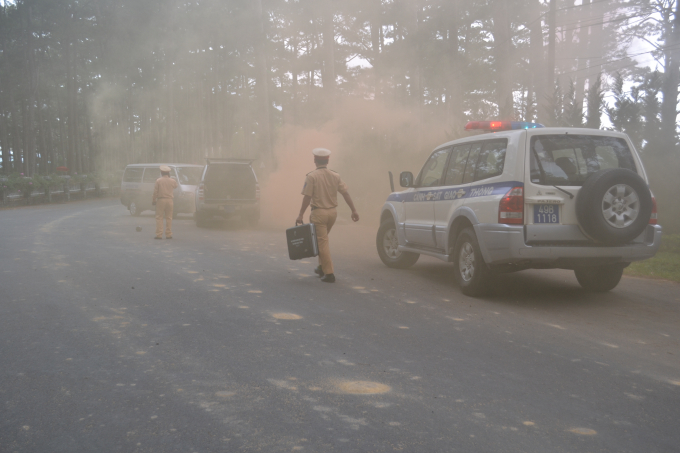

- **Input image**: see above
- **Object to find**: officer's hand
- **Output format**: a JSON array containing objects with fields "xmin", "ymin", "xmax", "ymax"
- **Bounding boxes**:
[
  {"xmin": 351, "ymin": 211, "xmax": 360, "ymax": 222},
  {"xmin": 295, "ymin": 215, "xmax": 304, "ymax": 226},
  {"xmin": 152, "ymin": 201, "xmax": 156, "ymax": 206}
]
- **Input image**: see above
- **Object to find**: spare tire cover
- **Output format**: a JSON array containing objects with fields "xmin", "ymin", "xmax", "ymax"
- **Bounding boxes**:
[{"xmin": 576, "ymin": 168, "xmax": 652, "ymax": 245}]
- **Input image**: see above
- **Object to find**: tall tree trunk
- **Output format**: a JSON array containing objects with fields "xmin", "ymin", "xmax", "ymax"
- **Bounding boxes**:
[
  {"xmin": 0, "ymin": 112, "xmax": 9, "ymax": 173},
  {"xmin": 370, "ymin": 4, "xmax": 381, "ymax": 101},
  {"xmin": 84, "ymin": 102, "xmax": 96, "ymax": 173},
  {"xmin": 321, "ymin": 0, "xmax": 336, "ymax": 107},
  {"xmin": 493, "ymin": 0, "xmax": 513, "ymax": 119},
  {"xmin": 530, "ymin": 0, "xmax": 546, "ymax": 124},
  {"xmin": 661, "ymin": 0, "xmax": 680, "ymax": 150},
  {"xmin": 543, "ymin": 0, "xmax": 557, "ymax": 123},
  {"xmin": 573, "ymin": 0, "xmax": 591, "ymax": 122},
  {"xmin": 128, "ymin": 87, "xmax": 134, "ymax": 163},
  {"xmin": 22, "ymin": 1, "xmax": 37, "ymax": 176},
  {"xmin": 292, "ymin": 39, "xmax": 298, "ymax": 125},
  {"xmin": 46, "ymin": 104, "xmax": 54, "ymax": 173},
  {"xmin": 253, "ymin": 0, "xmax": 272, "ymax": 160},
  {"xmin": 65, "ymin": 42, "xmax": 77, "ymax": 174},
  {"xmin": 445, "ymin": 0, "xmax": 464, "ymax": 130}
]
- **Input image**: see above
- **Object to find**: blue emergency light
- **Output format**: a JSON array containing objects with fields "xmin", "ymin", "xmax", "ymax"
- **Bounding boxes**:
[{"xmin": 465, "ymin": 121, "xmax": 544, "ymax": 131}]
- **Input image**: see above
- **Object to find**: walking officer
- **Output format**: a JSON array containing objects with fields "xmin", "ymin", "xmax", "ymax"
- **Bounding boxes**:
[
  {"xmin": 152, "ymin": 165, "xmax": 178, "ymax": 239},
  {"xmin": 296, "ymin": 148, "xmax": 359, "ymax": 283}
]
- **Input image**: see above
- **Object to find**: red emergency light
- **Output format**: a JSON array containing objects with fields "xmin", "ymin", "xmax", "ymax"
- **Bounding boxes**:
[{"xmin": 465, "ymin": 121, "xmax": 544, "ymax": 131}]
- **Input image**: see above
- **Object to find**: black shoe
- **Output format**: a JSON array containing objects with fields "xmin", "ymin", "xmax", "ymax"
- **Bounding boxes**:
[
  {"xmin": 320, "ymin": 273, "xmax": 335, "ymax": 283},
  {"xmin": 314, "ymin": 265, "xmax": 324, "ymax": 277}
]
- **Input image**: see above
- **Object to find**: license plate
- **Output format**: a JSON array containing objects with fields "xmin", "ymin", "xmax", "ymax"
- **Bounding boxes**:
[
  {"xmin": 534, "ymin": 204, "xmax": 559, "ymax": 224},
  {"xmin": 219, "ymin": 205, "xmax": 235, "ymax": 213}
]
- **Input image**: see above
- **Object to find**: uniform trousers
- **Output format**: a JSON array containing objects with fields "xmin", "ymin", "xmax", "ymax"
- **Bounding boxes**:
[
  {"xmin": 310, "ymin": 207, "xmax": 337, "ymax": 275},
  {"xmin": 155, "ymin": 198, "xmax": 174, "ymax": 238}
]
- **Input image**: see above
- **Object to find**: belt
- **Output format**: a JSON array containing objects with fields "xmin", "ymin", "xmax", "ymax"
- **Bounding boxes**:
[{"xmin": 311, "ymin": 206, "xmax": 335, "ymax": 211}]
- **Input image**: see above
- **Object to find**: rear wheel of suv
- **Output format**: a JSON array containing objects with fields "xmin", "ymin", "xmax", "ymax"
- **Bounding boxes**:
[
  {"xmin": 376, "ymin": 220, "xmax": 419, "ymax": 269},
  {"xmin": 453, "ymin": 227, "xmax": 492, "ymax": 297},
  {"xmin": 129, "ymin": 200, "xmax": 141, "ymax": 216},
  {"xmin": 574, "ymin": 264, "xmax": 625, "ymax": 292},
  {"xmin": 576, "ymin": 168, "xmax": 652, "ymax": 245}
]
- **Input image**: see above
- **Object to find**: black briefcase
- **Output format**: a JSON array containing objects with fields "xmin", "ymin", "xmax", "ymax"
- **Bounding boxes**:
[{"xmin": 286, "ymin": 223, "xmax": 319, "ymax": 260}]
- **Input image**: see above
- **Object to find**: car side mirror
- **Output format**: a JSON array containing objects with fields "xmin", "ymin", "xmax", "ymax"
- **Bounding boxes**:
[{"xmin": 400, "ymin": 171, "xmax": 414, "ymax": 188}]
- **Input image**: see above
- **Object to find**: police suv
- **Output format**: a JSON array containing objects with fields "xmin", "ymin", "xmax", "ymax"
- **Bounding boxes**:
[{"xmin": 376, "ymin": 121, "xmax": 662, "ymax": 297}]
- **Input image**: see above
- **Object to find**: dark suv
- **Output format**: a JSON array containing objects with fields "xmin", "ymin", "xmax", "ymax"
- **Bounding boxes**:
[{"xmin": 194, "ymin": 158, "xmax": 260, "ymax": 227}]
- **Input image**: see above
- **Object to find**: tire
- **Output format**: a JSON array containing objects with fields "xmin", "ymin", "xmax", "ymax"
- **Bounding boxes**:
[
  {"xmin": 376, "ymin": 220, "xmax": 419, "ymax": 269},
  {"xmin": 574, "ymin": 264, "xmax": 624, "ymax": 292},
  {"xmin": 129, "ymin": 200, "xmax": 141, "ymax": 216},
  {"xmin": 453, "ymin": 227, "xmax": 492, "ymax": 297},
  {"xmin": 576, "ymin": 169, "xmax": 652, "ymax": 245},
  {"xmin": 195, "ymin": 211, "xmax": 208, "ymax": 227}
]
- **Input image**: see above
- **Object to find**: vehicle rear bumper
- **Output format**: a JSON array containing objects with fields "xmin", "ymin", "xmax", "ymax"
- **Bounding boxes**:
[
  {"xmin": 196, "ymin": 201, "xmax": 259, "ymax": 217},
  {"xmin": 475, "ymin": 223, "xmax": 662, "ymax": 268}
]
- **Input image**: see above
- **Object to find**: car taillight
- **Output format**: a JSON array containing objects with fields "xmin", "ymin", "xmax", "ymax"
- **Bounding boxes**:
[
  {"xmin": 198, "ymin": 183, "xmax": 205, "ymax": 201},
  {"xmin": 255, "ymin": 183, "xmax": 260, "ymax": 202},
  {"xmin": 649, "ymin": 196, "xmax": 657, "ymax": 224},
  {"xmin": 499, "ymin": 187, "xmax": 524, "ymax": 224}
]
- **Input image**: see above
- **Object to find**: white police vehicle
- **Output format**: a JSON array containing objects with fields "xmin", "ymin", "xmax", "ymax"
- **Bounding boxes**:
[{"xmin": 377, "ymin": 121, "xmax": 662, "ymax": 296}]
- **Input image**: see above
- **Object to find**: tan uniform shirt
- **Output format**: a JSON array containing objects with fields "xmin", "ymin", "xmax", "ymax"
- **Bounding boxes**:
[
  {"xmin": 153, "ymin": 176, "xmax": 178, "ymax": 202},
  {"xmin": 301, "ymin": 167, "xmax": 348, "ymax": 209}
]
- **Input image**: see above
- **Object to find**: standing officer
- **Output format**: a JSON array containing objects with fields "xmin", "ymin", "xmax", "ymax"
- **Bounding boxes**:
[
  {"xmin": 295, "ymin": 148, "xmax": 359, "ymax": 283},
  {"xmin": 152, "ymin": 165, "xmax": 178, "ymax": 239}
]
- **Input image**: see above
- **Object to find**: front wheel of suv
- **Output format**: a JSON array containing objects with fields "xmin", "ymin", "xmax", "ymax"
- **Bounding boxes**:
[
  {"xmin": 574, "ymin": 265, "xmax": 625, "ymax": 292},
  {"xmin": 376, "ymin": 220, "xmax": 419, "ymax": 269},
  {"xmin": 129, "ymin": 200, "xmax": 141, "ymax": 217},
  {"xmin": 453, "ymin": 227, "xmax": 492, "ymax": 297}
]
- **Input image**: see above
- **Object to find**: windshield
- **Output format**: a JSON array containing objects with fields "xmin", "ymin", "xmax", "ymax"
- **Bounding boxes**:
[
  {"xmin": 176, "ymin": 167, "xmax": 204, "ymax": 186},
  {"xmin": 530, "ymin": 135, "xmax": 637, "ymax": 186}
]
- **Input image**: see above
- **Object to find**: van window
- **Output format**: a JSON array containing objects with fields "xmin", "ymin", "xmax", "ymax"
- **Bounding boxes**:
[
  {"xmin": 443, "ymin": 144, "xmax": 471, "ymax": 186},
  {"xmin": 416, "ymin": 148, "xmax": 451, "ymax": 187},
  {"xmin": 123, "ymin": 167, "xmax": 143, "ymax": 183},
  {"xmin": 474, "ymin": 140, "xmax": 507, "ymax": 181},
  {"xmin": 530, "ymin": 135, "xmax": 636, "ymax": 186},
  {"xmin": 143, "ymin": 168, "xmax": 160, "ymax": 183}
]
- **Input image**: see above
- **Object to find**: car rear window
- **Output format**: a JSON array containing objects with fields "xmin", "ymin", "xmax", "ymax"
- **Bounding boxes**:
[
  {"xmin": 177, "ymin": 167, "xmax": 203, "ymax": 185},
  {"xmin": 123, "ymin": 167, "xmax": 143, "ymax": 183},
  {"xmin": 530, "ymin": 135, "xmax": 637, "ymax": 186},
  {"xmin": 204, "ymin": 163, "xmax": 257, "ymax": 200}
]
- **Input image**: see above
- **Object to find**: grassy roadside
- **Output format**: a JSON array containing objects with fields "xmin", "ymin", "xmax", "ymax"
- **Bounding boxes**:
[{"xmin": 625, "ymin": 234, "xmax": 680, "ymax": 283}]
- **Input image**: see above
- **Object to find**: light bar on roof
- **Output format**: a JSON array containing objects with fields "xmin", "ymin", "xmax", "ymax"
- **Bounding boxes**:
[{"xmin": 464, "ymin": 121, "xmax": 544, "ymax": 131}]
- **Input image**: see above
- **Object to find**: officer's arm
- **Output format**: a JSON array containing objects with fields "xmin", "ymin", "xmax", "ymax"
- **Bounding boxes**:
[
  {"xmin": 152, "ymin": 182, "xmax": 159, "ymax": 205},
  {"xmin": 341, "ymin": 192, "xmax": 360, "ymax": 222},
  {"xmin": 296, "ymin": 195, "xmax": 312, "ymax": 225}
]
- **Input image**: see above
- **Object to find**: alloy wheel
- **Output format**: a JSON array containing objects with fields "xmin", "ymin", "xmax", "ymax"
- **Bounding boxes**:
[{"xmin": 601, "ymin": 184, "xmax": 639, "ymax": 229}]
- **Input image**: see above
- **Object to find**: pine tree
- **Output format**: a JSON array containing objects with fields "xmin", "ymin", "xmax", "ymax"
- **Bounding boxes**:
[{"xmin": 585, "ymin": 74, "xmax": 604, "ymax": 129}]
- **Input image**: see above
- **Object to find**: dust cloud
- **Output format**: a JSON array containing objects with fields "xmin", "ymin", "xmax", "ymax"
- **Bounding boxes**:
[{"xmin": 259, "ymin": 98, "xmax": 454, "ymax": 229}]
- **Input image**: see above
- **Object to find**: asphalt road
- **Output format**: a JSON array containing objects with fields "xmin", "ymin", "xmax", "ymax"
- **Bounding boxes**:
[{"xmin": 1, "ymin": 199, "xmax": 679, "ymax": 453}]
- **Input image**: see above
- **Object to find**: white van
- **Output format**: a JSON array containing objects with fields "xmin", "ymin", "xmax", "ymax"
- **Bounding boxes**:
[{"xmin": 120, "ymin": 163, "xmax": 205, "ymax": 217}]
